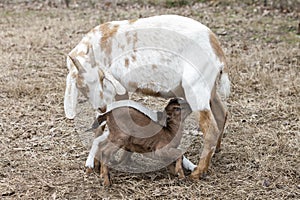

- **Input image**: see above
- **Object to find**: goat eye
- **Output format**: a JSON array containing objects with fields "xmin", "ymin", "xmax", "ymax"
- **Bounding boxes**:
[{"xmin": 174, "ymin": 107, "xmax": 181, "ymax": 111}]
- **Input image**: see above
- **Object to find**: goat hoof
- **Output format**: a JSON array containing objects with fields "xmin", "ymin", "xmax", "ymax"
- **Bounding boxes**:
[
  {"xmin": 99, "ymin": 172, "xmax": 105, "ymax": 179},
  {"xmin": 215, "ymin": 147, "xmax": 221, "ymax": 153},
  {"xmin": 189, "ymin": 170, "xmax": 209, "ymax": 181},
  {"xmin": 200, "ymin": 172, "xmax": 208, "ymax": 179},
  {"xmin": 86, "ymin": 168, "xmax": 93, "ymax": 174},
  {"xmin": 189, "ymin": 168, "xmax": 202, "ymax": 180},
  {"xmin": 189, "ymin": 174, "xmax": 199, "ymax": 181},
  {"xmin": 178, "ymin": 174, "xmax": 185, "ymax": 179},
  {"xmin": 103, "ymin": 179, "xmax": 111, "ymax": 187}
]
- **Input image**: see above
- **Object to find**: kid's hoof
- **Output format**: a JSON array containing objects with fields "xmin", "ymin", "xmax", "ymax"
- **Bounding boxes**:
[
  {"xmin": 86, "ymin": 168, "xmax": 93, "ymax": 174},
  {"xmin": 103, "ymin": 179, "xmax": 111, "ymax": 187}
]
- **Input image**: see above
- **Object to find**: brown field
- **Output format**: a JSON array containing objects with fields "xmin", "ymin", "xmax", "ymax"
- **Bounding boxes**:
[{"xmin": 0, "ymin": 0, "xmax": 299, "ymax": 199}]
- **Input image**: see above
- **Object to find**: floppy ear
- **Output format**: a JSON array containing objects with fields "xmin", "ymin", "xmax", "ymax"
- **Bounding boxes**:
[
  {"xmin": 156, "ymin": 111, "xmax": 167, "ymax": 127},
  {"xmin": 64, "ymin": 56, "xmax": 79, "ymax": 119},
  {"xmin": 64, "ymin": 72, "xmax": 78, "ymax": 119},
  {"xmin": 103, "ymin": 71, "xmax": 126, "ymax": 95},
  {"xmin": 68, "ymin": 55, "xmax": 85, "ymax": 73}
]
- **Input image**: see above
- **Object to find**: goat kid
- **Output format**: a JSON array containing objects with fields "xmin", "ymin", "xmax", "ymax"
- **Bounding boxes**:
[{"xmin": 91, "ymin": 98, "xmax": 192, "ymax": 186}]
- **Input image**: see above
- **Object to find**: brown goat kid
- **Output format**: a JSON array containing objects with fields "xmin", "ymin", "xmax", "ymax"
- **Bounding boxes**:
[{"xmin": 92, "ymin": 98, "xmax": 192, "ymax": 186}]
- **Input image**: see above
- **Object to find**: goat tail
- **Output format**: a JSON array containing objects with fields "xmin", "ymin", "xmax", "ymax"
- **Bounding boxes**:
[
  {"xmin": 217, "ymin": 70, "xmax": 231, "ymax": 100},
  {"xmin": 92, "ymin": 113, "xmax": 108, "ymax": 130}
]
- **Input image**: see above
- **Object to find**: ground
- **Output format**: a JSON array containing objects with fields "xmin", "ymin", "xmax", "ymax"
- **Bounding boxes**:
[{"xmin": 0, "ymin": 0, "xmax": 299, "ymax": 199}]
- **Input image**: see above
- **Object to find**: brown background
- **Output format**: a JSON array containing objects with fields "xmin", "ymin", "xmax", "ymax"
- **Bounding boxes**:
[{"xmin": 0, "ymin": 0, "xmax": 299, "ymax": 199}]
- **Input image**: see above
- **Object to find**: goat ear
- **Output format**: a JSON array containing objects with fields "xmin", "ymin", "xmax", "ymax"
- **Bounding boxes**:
[
  {"xmin": 64, "ymin": 56, "xmax": 80, "ymax": 119},
  {"xmin": 64, "ymin": 72, "xmax": 78, "ymax": 119},
  {"xmin": 103, "ymin": 71, "xmax": 126, "ymax": 95},
  {"xmin": 157, "ymin": 111, "xmax": 167, "ymax": 127},
  {"xmin": 68, "ymin": 55, "xmax": 85, "ymax": 73},
  {"xmin": 91, "ymin": 118, "xmax": 100, "ymax": 129}
]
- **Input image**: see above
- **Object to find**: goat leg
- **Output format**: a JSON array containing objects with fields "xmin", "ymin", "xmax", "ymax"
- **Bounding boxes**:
[
  {"xmin": 98, "ymin": 142, "xmax": 119, "ymax": 186},
  {"xmin": 190, "ymin": 110, "xmax": 219, "ymax": 180},
  {"xmin": 175, "ymin": 156, "xmax": 185, "ymax": 179},
  {"xmin": 167, "ymin": 163, "xmax": 176, "ymax": 175},
  {"xmin": 101, "ymin": 163, "xmax": 111, "ymax": 186},
  {"xmin": 85, "ymin": 126, "xmax": 107, "ymax": 173},
  {"xmin": 155, "ymin": 147, "xmax": 184, "ymax": 175},
  {"xmin": 211, "ymin": 93, "xmax": 228, "ymax": 153}
]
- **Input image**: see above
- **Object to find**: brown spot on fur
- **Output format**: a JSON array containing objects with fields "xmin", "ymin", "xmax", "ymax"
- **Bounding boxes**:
[
  {"xmin": 118, "ymin": 43, "xmax": 125, "ymax": 51},
  {"xmin": 76, "ymin": 74, "xmax": 89, "ymax": 98},
  {"xmin": 125, "ymin": 32, "xmax": 131, "ymax": 44},
  {"xmin": 98, "ymin": 70, "xmax": 105, "ymax": 87},
  {"xmin": 71, "ymin": 71, "xmax": 77, "ymax": 79},
  {"xmin": 125, "ymin": 31, "xmax": 138, "ymax": 49},
  {"xmin": 199, "ymin": 110, "xmax": 211, "ymax": 138},
  {"xmin": 77, "ymin": 51, "xmax": 85, "ymax": 57},
  {"xmin": 131, "ymin": 54, "xmax": 136, "ymax": 61},
  {"xmin": 124, "ymin": 58, "xmax": 129, "ymax": 67},
  {"xmin": 100, "ymin": 23, "xmax": 119, "ymax": 46},
  {"xmin": 87, "ymin": 44, "xmax": 97, "ymax": 68},
  {"xmin": 137, "ymin": 88, "xmax": 160, "ymax": 96},
  {"xmin": 100, "ymin": 23, "xmax": 119, "ymax": 65},
  {"xmin": 152, "ymin": 64, "xmax": 157, "ymax": 69},
  {"xmin": 128, "ymin": 19, "xmax": 137, "ymax": 24},
  {"xmin": 133, "ymin": 32, "xmax": 138, "ymax": 50},
  {"xmin": 128, "ymin": 81, "xmax": 138, "ymax": 89},
  {"xmin": 209, "ymin": 31, "xmax": 228, "ymax": 73}
]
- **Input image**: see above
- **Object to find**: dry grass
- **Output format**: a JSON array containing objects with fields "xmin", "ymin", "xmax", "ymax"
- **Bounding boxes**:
[{"xmin": 0, "ymin": 0, "xmax": 299, "ymax": 199}]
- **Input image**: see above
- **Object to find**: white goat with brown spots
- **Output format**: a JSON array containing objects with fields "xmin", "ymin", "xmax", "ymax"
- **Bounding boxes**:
[{"xmin": 64, "ymin": 15, "xmax": 230, "ymax": 179}]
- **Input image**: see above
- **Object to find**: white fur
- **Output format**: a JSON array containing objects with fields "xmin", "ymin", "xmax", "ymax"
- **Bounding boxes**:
[
  {"xmin": 64, "ymin": 15, "xmax": 230, "ymax": 171},
  {"xmin": 64, "ymin": 61, "xmax": 79, "ymax": 119},
  {"xmin": 182, "ymin": 156, "xmax": 197, "ymax": 171},
  {"xmin": 218, "ymin": 73, "xmax": 231, "ymax": 99},
  {"xmin": 85, "ymin": 130, "xmax": 109, "ymax": 168}
]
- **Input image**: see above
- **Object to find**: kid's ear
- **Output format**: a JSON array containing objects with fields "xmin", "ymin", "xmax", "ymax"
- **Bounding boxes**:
[{"xmin": 156, "ymin": 111, "xmax": 167, "ymax": 127}]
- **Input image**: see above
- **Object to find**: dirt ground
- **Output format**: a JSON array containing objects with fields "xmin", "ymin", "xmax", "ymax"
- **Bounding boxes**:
[{"xmin": 0, "ymin": 0, "xmax": 299, "ymax": 199}]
